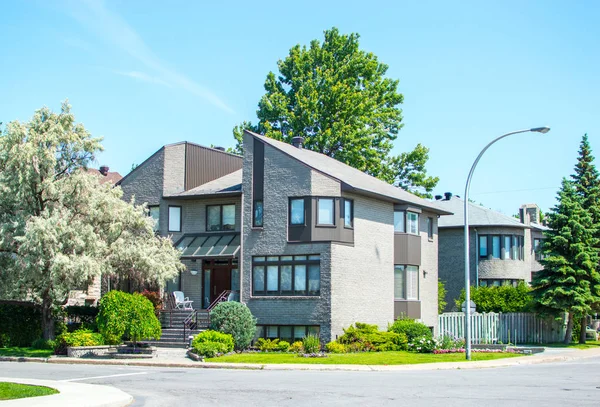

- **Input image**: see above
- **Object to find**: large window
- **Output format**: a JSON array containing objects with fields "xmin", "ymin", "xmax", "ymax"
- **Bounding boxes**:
[
  {"xmin": 207, "ymin": 204, "xmax": 236, "ymax": 231},
  {"xmin": 479, "ymin": 235, "xmax": 488, "ymax": 257},
  {"xmin": 289, "ymin": 198, "xmax": 305, "ymax": 225},
  {"xmin": 394, "ymin": 211, "xmax": 419, "ymax": 235},
  {"xmin": 344, "ymin": 199, "xmax": 353, "ymax": 228},
  {"xmin": 394, "ymin": 265, "xmax": 419, "ymax": 300},
  {"xmin": 256, "ymin": 325, "xmax": 320, "ymax": 342},
  {"xmin": 253, "ymin": 200, "xmax": 263, "ymax": 227},
  {"xmin": 479, "ymin": 234, "xmax": 524, "ymax": 261},
  {"xmin": 168, "ymin": 206, "xmax": 181, "ymax": 232},
  {"xmin": 149, "ymin": 206, "xmax": 160, "ymax": 232},
  {"xmin": 492, "ymin": 235, "xmax": 501, "ymax": 259},
  {"xmin": 252, "ymin": 255, "xmax": 321, "ymax": 296},
  {"xmin": 317, "ymin": 198, "xmax": 334, "ymax": 225}
]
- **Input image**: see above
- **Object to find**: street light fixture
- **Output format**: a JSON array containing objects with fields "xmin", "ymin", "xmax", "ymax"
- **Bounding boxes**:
[{"xmin": 463, "ymin": 126, "xmax": 550, "ymax": 360}]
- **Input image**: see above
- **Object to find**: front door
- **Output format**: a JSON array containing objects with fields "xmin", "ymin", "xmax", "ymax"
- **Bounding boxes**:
[{"xmin": 211, "ymin": 267, "xmax": 231, "ymax": 304}]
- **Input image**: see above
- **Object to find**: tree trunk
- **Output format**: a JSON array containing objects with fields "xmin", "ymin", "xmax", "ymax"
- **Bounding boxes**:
[
  {"xmin": 41, "ymin": 292, "xmax": 55, "ymax": 340},
  {"xmin": 564, "ymin": 312, "xmax": 574, "ymax": 344},
  {"xmin": 579, "ymin": 315, "xmax": 587, "ymax": 344}
]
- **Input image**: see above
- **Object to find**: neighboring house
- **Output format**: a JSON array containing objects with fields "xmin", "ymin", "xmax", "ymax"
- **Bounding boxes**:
[
  {"xmin": 117, "ymin": 134, "xmax": 451, "ymax": 343},
  {"xmin": 87, "ymin": 165, "xmax": 123, "ymax": 185},
  {"xmin": 435, "ymin": 195, "xmax": 548, "ymax": 311}
]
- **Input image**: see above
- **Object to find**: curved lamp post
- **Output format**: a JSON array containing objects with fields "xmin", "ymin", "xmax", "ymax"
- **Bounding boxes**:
[{"xmin": 464, "ymin": 126, "xmax": 550, "ymax": 360}]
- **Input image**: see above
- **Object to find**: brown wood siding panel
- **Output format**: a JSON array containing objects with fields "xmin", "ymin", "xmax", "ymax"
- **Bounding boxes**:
[
  {"xmin": 252, "ymin": 139, "xmax": 264, "ymax": 201},
  {"xmin": 394, "ymin": 300, "xmax": 421, "ymax": 319},
  {"xmin": 394, "ymin": 233, "xmax": 421, "ymax": 265},
  {"xmin": 310, "ymin": 198, "xmax": 353, "ymax": 244},
  {"xmin": 185, "ymin": 144, "xmax": 243, "ymax": 190}
]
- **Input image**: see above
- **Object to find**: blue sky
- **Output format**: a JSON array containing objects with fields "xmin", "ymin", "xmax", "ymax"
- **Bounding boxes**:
[{"xmin": 2, "ymin": 0, "xmax": 599, "ymax": 215}]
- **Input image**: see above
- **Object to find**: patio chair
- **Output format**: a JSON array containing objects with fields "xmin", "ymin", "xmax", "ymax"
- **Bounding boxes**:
[{"xmin": 173, "ymin": 291, "xmax": 193, "ymax": 310}]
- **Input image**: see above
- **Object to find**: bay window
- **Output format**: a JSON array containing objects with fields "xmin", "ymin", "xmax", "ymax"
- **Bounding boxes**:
[{"xmin": 394, "ymin": 265, "xmax": 419, "ymax": 300}]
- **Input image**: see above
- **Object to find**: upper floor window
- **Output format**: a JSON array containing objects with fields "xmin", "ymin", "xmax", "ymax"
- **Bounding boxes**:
[
  {"xmin": 168, "ymin": 206, "xmax": 181, "ymax": 232},
  {"xmin": 479, "ymin": 235, "xmax": 488, "ymax": 257},
  {"xmin": 479, "ymin": 234, "xmax": 524, "ymax": 260},
  {"xmin": 149, "ymin": 206, "xmax": 160, "ymax": 232},
  {"xmin": 344, "ymin": 199, "xmax": 353, "ymax": 228},
  {"xmin": 394, "ymin": 265, "xmax": 419, "ymax": 300},
  {"xmin": 534, "ymin": 238, "xmax": 545, "ymax": 261},
  {"xmin": 427, "ymin": 217, "xmax": 433, "ymax": 240},
  {"xmin": 492, "ymin": 235, "xmax": 501, "ymax": 259},
  {"xmin": 290, "ymin": 198, "xmax": 305, "ymax": 225},
  {"xmin": 317, "ymin": 198, "xmax": 334, "ymax": 226},
  {"xmin": 207, "ymin": 204, "xmax": 235, "ymax": 231},
  {"xmin": 394, "ymin": 211, "xmax": 405, "ymax": 232},
  {"xmin": 253, "ymin": 201, "xmax": 263, "ymax": 228},
  {"xmin": 394, "ymin": 211, "xmax": 419, "ymax": 235}
]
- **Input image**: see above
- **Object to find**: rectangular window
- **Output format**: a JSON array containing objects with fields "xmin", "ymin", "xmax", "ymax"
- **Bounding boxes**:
[
  {"xmin": 253, "ymin": 200, "xmax": 263, "ymax": 227},
  {"xmin": 534, "ymin": 238, "xmax": 544, "ymax": 261},
  {"xmin": 317, "ymin": 198, "xmax": 334, "ymax": 225},
  {"xmin": 207, "ymin": 204, "xmax": 236, "ymax": 231},
  {"xmin": 290, "ymin": 198, "xmax": 305, "ymax": 225},
  {"xmin": 394, "ymin": 211, "xmax": 405, "ymax": 232},
  {"xmin": 252, "ymin": 255, "xmax": 320, "ymax": 296},
  {"xmin": 503, "ymin": 236, "xmax": 511, "ymax": 259},
  {"xmin": 256, "ymin": 326, "xmax": 320, "ymax": 342},
  {"xmin": 344, "ymin": 199, "xmax": 353, "ymax": 228},
  {"xmin": 168, "ymin": 206, "xmax": 181, "ymax": 232},
  {"xmin": 512, "ymin": 236, "xmax": 518, "ymax": 260},
  {"xmin": 149, "ymin": 206, "xmax": 160, "ymax": 232},
  {"xmin": 394, "ymin": 265, "xmax": 405, "ymax": 299},
  {"xmin": 479, "ymin": 235, "xmax": 488, "ymax": 258},
  {"xmin": 427, "ymin": 217, "xmax": 433, "ymax": 240},
  {"xmin": 492, "ymin": 235, "xmax": 500, "ymax": 259},
  {"xmin": 394, "ymin": 265, "xmax": 419, "ymax": 300},
  {"xmin": 407, "ymin": 212, "xmax": 419, "ymax": 235}
]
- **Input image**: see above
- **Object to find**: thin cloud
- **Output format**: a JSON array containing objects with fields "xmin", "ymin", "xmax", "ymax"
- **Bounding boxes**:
[
  {"xmin": 67, "ymin": 0, "xmax": 234, "ymax": 113},
  {"xmin": 115, "ymin": 71, "xmax": 172, "ymax": 88}
]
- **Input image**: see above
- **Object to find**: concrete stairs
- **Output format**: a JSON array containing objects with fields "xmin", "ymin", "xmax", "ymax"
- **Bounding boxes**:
[{"xmin": 147, "ymin": 310, "xmax": 209, "ymax": 348}]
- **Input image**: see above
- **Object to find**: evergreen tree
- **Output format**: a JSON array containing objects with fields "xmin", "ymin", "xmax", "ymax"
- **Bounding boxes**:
[{"xmin": 531, "ymin": 179, "xmax": 599, "ymax": 343}]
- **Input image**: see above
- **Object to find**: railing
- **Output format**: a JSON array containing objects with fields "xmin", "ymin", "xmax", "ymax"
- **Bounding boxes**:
[
  {"xmin": 207, "ymin": 290, "xmax": 235, "ymax": 311},
  {"xmin": 158, "ymin": 292, "xmax": 177, "ymax": 328},
  {"xmin": 183, "ymin": 310, "xmax": 210, "ymax": 342}
]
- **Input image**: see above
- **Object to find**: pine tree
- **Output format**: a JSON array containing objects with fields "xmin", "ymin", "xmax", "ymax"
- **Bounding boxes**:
[
  {"xmin": 531, "ymin": 179, "xmax": 599, "ymax": 343},
  {"xmin": 570, "ymin": 134, "xmax": 600, "ymax": 343}
]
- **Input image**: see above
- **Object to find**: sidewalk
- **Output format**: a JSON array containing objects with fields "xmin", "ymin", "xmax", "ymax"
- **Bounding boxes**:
[
  {"xmin": 1, "ymin": 346, "xmax": 599, "ymax": 372},
  {"xmin": 0, "ymin": 377, "xmax": 133, "ymax": 407}
]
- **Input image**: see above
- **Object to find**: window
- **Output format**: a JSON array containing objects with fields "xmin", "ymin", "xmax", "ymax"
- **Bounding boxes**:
[
  {"xmin": 512, "ymin": 236, "xmax": 518, "ymax": 260},
  {"xmin": 534, "ymin": 238, "xmax": 545, "ymax": 261},
  {"xmin": 427, "ymin": 217, "xmax": 433, "ymax": 240},
  {"xmin": 394, "ymin": 265, "xmax": 419, "ymax": 300},
  {"xmin": 479, "ymin": 279, "xmax": 523, "ymax": 288},
  {"xmin": 344, "ymin": 199, "xmax": 353, "ymax": 228},
  {"xmin": 479, "ymin": 235, "xmax": 488, "ymax": 258},
  {"xmin": 317, "ymin": 198, "xmax": 334, "ymax": 225},
  {"xmin": 253, "ymin": 200, "xmax": 263, "ymax": 227},
  {"xmin": 290, "ymin": 199, "xmax": 305, "ymax": 225},
  {"xmin": 206, "ymin": 204, "xmax": 236, "ymax": 231},
  {"xmin": 252, "ymin": 255, "xmax": 320, "ymax": 296},
  {"xmin": 492, "ymin": 235, "xmax": 500, "ymax": 259},
  {"xmin": 407, "ymin": 212, "xmax": 419, "ymax": 235},
  {"xmin": 149, "ymin": 206, "xmax": 160, "ymax": 232},
  {"xmin": 168, "ymin": 206, "xmax": 181, "ymax": 232},
  {"xmin": 503, "ymin": 236, "xmax": 511, "ymax": 259},
  {"xmin": 256, "ymin": 325, "xmax": 320, "ymax": 342},
  {"xmin": 394, "ymin": 211, "xmax": 405, "ymax": 232}
]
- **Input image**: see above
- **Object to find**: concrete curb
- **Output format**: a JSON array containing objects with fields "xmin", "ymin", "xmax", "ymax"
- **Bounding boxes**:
[
  {"xmin": 0, "ymin": 377, "xmax": 133, "ymax": 407},
  {"xmin": 1, "ymin": 347, "xmax": 599, "ymax": 372}
]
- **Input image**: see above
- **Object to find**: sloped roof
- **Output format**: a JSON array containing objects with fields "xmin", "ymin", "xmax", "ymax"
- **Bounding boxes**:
[
  {"xmin": 247, "ymin": 131, "xmax": 451, "ymax": 215},
  {"xmin": 87, "ymin": 168, "xmax": 123, "ymax": 185},
  {"xmin": 166, "ymin": 169, "xmax": 242, "ymax": 198},
  {"xmin": 436, "ymin": 197, "xmax": 527, "ymax": 228}
]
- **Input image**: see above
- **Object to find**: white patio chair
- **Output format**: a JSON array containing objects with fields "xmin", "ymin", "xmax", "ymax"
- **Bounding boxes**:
[{"xmin": 173, "ymin": 291, "xmax": 193, "ymax": 310}]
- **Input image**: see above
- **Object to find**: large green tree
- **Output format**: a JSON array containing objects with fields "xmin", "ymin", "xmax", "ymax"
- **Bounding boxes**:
[
  {"xmin": 531, "ymin": 179, "xmax": 599, "ymax": 343},
  {"xmin": 0, "ymin": 102, "xmax": 184, "ymax": 339},
  {"xmin": 232, "ymin": 28, "xmax": 439, "ymax": 198}
]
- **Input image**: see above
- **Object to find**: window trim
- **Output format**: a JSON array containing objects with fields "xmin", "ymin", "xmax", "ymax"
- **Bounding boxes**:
[
  {"xmin": 343, "ymin": 198, "xmax": 354, "ymax": 229},
  {"xmin": 289, "ymin": 198, "xmax": 306, "ymax": 226},
  {"xmin": 168, "ymin": 205, "xmax": 182, "ymax": 232},
  {"xmin": 206, "ymin": 204, "xmax": 236, "ymax": 232},
  {"xmin": 316, "ymin": 197, "xmax": 336, "ymax": 227},
  {"xmin": 252, "ymin": 255, "xmax": 321, "ymax": 296},
  {"xmin": 253, "ymin": 200, "xmax": 263, "ymax": 228}
]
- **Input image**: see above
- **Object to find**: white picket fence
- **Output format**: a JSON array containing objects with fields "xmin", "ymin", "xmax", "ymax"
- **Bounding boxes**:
[{"xmin": 438, "ymin": 312, "xmax": 566, "ymax": 344}]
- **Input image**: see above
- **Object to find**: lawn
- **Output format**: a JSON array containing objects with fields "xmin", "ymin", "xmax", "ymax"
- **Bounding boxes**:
[
  {"xmin": 0, "ymin": 382, "xmax": 58, "ymax": 400},
  {"xmin": 542, "ymin": 340, "xmax": 600, "ymax": 350},
  {"xmin": 0, "ymin": 347, "xmax": 53, "ymax": 358},
  {"xmin": 206, "ymin": 351, "xmax": 523, "ymax": 365}
]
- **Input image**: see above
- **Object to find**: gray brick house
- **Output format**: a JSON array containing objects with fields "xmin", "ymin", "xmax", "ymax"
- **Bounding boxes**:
[
  {"xmin": 435, "ymin": 195, "xmax": 547, "ymax": 311},
  {"xmin": 118, "ymin": 134, "xmax": 451, "ymax": 343}
]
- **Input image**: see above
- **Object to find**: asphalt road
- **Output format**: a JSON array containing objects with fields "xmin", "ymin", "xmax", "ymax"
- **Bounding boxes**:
[{"xmin": 2, "ymin": 357, "xmax": 600, "ymax": 406}]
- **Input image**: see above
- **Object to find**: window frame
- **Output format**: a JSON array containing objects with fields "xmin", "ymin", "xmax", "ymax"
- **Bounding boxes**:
[
  {"xmin": 206, "ymin": 204, "xmax": 236, "ymax": 232},
  {"xmin": 479, "ymin": 235, "xmax": 488, "ymax": 258},
  {"xmin": 406, "ymin": 212, "xmax": 419, "ymax": 235},
  {"xmin": 256, "ymin": 325, "xmax": 320, "ymax": 342},
  {"xmin": 491, "ymin": 235, "xmax": 501, "ymax": 259},
  {"xmin": 316, "ymin": 198, "xmax": 335, "ymax": 227},
  {"xmin": 252, "ymin": 255, "xmax": 321, "ymax": 296},
  {"xmin": 394, "ymin": 210, "xmax": 406, "ymax": 233},
  {"xmin": 168, "ymin": 205, "xmax": 182, "ymax": 232},
  {"xmin": 253, "ymin": 200, "xmax": 263, "ymax": 228},
  {"xmin": 343, "ymin": 198, "xmax": 354, "ymax": 229},
  {"xmin": 427, "ymin": 217, "xmax": 433, "ymax": 240},
  {"xmin": 289, "ymin": 198, "xmax": 306, "ymax": 226},
  {"xmin": 394, "ymin": 264, "xmax": 419, "ymax": 301}
]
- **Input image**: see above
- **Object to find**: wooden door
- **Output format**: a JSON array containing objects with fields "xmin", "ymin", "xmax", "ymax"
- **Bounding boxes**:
[{"xmin": 211, "ymin": 268, "xmax": 232, "ymax": 303}]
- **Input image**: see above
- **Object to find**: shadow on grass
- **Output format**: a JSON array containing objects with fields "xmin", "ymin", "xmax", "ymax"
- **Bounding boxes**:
[{"xmin": 0, "ymin": 347, "xmax": 53, "ymax": 358}]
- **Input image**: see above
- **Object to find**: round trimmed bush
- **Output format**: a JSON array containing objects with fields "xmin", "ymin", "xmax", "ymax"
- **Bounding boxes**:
[
  {"xmin": 388, "ymin": 319, "xmax": 432, "ymax": 342},
  {"xmin": 209, "ymin": 302, "xmax": 256, "ymax": 350},
  {"xmin": 192, "ymin": 330, "xmax": 234, "ymax": 357}
]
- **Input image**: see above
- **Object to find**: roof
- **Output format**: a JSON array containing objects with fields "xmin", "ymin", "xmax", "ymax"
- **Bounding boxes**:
[
  {"xmin": 246, "ymin": 131, "xmax": 452, "ymax": 215},
  {"xmin": 87, "ymin": 168, "xmax": 123, "ymax": 185},
  {"xmin": 436, "ymin": 197, "xmax": 528, "ymax": 228},
  {"xmin": 166, "ymin": 169, "xmax": 242, "ymax": 198},
  {"xmin": 530, "ymin": 222, "xmax": 550, "ymax": 231},
  {"xmin": 175, "ymin": 233, "xmax": 241, "ymax": 259}
]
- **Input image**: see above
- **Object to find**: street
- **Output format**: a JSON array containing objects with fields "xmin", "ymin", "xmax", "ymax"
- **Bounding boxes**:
[{"xmin": 2, "ymin": 356, "xmax": 599, "ymax": 406}]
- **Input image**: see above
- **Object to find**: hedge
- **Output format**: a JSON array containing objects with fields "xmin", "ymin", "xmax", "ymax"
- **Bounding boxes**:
[{"xmin": 0, "ymin": 301, "xmax": 42, "ymax": 347}]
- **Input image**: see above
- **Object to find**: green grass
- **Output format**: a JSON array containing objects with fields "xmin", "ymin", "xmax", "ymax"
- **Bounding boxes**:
[
  {"xmin": 0, "ymin": 347, "xmax": 53, "ymax": 358},
  {"xmin": 542, "ymin": 340, "xmax": 600, "ymax": 350},
  {"xmin": 206, "ymin": 351, "xmax": 523, "ymax": 365},
  {"xmin": 0, "ymin": 382, "xmax": 58, "ymax": 400}
]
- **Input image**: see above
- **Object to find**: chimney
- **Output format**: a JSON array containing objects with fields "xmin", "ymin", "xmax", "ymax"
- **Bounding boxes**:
[
  {"xmin": 444, "ymin": 192, "xmax": 452, "ymax": 201},
  {"xmin": 214, "ymin": 146, "xmax": 226, "ymax": 152},
  {"xmin": 99, "ymin": 165, "xmax": 109, "ymax": 176},
  {"xmin": 291, "ymin": 136, "xmax": 304, "ymax": 149},
  {"xmin": 434, "ymin": 195, "xmax": 443, "ymax": 201},
  {"xmin": 520, "ymin": 204, "xmax": 540, "ymax": 225}
]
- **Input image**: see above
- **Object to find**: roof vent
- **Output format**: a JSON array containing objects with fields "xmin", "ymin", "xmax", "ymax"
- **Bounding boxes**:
[
  {"xmin": 99, "ymin": 165, "xmax": 109, "ymax": 176},
  {"xmin": 434, "ymin": 195, "xmax": 443, "ymax": 201},
  {"xmin": 444, "ymin": 192, "xmax": 452, "ymax": 201},
  {"xmin": 214, "ymin": 146, "xmax": 226, "ymax": 152},
  {"xmin": 291, "ymin": 136, "xmax": 304, "ymax": 149}
]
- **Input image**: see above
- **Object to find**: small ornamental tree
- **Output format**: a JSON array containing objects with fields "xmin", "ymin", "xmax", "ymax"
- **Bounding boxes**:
[
  {"xmin": 128, "ymin": 293, "xmax": 161, "ymax": 345},
  {"xmin": 209, "ymin": 302, "xmax": 257, "ymax": 350}
]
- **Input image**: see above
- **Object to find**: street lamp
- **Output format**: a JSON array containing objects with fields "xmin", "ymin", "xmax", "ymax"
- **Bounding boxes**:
[{"xmin": 463, "ymin": 126, "xmax": 550, "ymax": 360}]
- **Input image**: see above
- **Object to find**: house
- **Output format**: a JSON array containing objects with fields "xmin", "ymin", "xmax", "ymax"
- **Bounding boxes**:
[
  {"xmin": 435, "ymin": 194, "xmax": 547, "ymax": 311},
  {"xmin": 117, "ymin": 133, "xmax": 451, "ymax": 343},
  {"xmin": 87, "ymin": 165, "xmax": 123, "ymax": 185}
]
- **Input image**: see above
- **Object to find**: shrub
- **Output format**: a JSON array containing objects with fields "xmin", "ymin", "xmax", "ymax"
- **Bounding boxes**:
[
  {"xmin": 289, "ymin": 341, "xmax": 304, "ymax": 353},
  {"xmin": 302, "ymin": 334, "xmax": 321, "ymax": 354},
  {"xmin": 325, "ymin": 341, "xmax": 346, "ymax": 353},
  {"xmin": 388, "ymin": 319, "xmax": 432, "ymax": 343},
  {"xmin": 55, "ymin": 329, "xmax": 104, "ymax": 355},
  {"xmin": 338, "ymin": 322, "xmax": 408, "ymax": 352},
  {"xmin": 407, "ymin": 335, "xmax": 437, "ymax": 353},
  {"xmin": 438, "ymin": 334, "xmax": 465, "ymax": 350},
  {"xmin": 96, "ymin": 291, "xmax": 161, "ymax": 344},
  {"xmin": 209, "ymin": 302, "xmax": 257, "ymax": 350},
  {"xmin": 192, "ymin": 330, "xmax": 234, "ymax": 357},
  {"xmin": 255, "ymin": 338, "xmax": 280, "ymax": 352},
  {"xmin": 0, "ymin": 301, "xmax": 42, "ymax": 347},
  {"xmin": 31, "ymin": 338, "xmax": 56, "ymax": 350},
  {"xmin": 139, "ymin": 290, "xmax": 163, "ymax": 317},
  {"xmin": 454, "ymin": 283, "xmax": 533, "ymax": 313},
  {"xmin": 276, "ymin": 340, "xmax": 290, "ymax": 352}
]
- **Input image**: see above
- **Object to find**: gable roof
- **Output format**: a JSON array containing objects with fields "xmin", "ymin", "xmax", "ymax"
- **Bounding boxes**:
[
  {"xmin": 166, "ymin": 169, "xmax": 242, "ymax": 198},
  {"xmin": 436, "ymin": 197, "xmax": 527, "ymax": 228},
  {"xmin": 87, "ymin": 168, "xmax": 123, "ymax": 185},
  {"xmin": 246, "ymin": 131, "xmax": 452, "ymax": 215}
]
